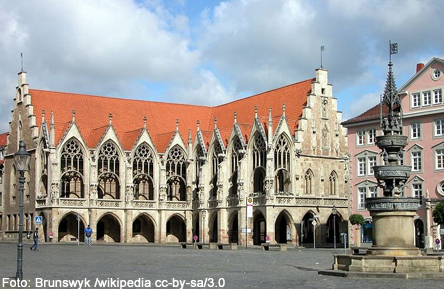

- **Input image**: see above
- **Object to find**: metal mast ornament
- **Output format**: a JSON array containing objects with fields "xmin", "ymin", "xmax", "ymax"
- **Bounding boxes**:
[{"xmin": 366, "ymin": 42, "xmax": 421, "ymax": 256}]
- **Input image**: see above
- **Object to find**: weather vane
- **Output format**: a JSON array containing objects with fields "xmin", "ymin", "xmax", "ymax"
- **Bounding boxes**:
[{"xmin": 389, "ymin": 40, "xmax": 398, "ymax": 62}]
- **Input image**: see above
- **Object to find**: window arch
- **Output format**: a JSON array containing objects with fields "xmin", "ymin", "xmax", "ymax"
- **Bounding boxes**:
[
  {"xmin": 253, "ymin": 133, "xmax": 266, "ymax": 169},
  {"xmin": 60, "ymin": 138, "xmax": 85, "ymax": 198},
  {"xmin": 133, "ymin": 143, "xmax": 154, "ymax": 200},
  {"xmin": 229, "ymin": 136, "xmax": 243, "ymax": 197},
  {"xmin": 329, "ymin": 171, "xmax": 338, "ymax": 195},
  {"xmin": 274, "ymin": 134, "xmax": 290, "ymax": 171},
  {"xmin": 274, "ymin": 135, "xmax": 291, "ymax": 194},
  {"xmin": 305, "ymin": 169, "xmax": 314, "ymax": 195},
  {"xmin": 252, "ymin": 133, "xmax": 266, "ymax": 194},
  {"xmin": 210, "ymin": 142, "xmax": 223, "ymax": 199},
  {"xmin": 98, "ymin": 141, "xmax": 120, "ymax": 199},
  {"xmin": 39, "ymin": 142, "xmax": 48, "ymax": 197},
  {"xmin": 193, "ymin": 145, "xmax": 205, "ymax": 201},
  {"xmin": 166, "ymin": 145, "xmax": 187, "ymax": 201}
]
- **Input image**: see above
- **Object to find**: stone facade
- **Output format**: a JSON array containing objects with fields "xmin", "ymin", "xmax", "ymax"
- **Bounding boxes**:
[{"xmin": 1, "ymin": 68, "xmax": 350, "ymax": 246}]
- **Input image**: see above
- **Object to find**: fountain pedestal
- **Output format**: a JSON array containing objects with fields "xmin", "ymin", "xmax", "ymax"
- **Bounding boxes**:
[{"xmin": 366, "ymin": 197, "xmax": 421, "ymax": 256}]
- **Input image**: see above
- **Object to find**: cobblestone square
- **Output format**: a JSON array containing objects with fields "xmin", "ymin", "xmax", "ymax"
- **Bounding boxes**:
[{"xmin": 1, "ymin": 243, "xmax": 443, "ymax": 289}]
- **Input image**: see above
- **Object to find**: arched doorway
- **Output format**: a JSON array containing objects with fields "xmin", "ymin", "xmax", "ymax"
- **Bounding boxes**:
[
  {"xmin": 166, "ymin": 215, "xmax": 186, "ymax": 242},
  {"xmin": 132, "ymin": 214, "xmax": 155, "ymax": 243},
  {"xmin": 414, "ymin": 219, "xmax": 425, "ymax": 248},
  {"xmin": 327, "ymin": 213, "xmax": 340, "ymax": 245},
  {"xmin": 97, "ymin": 214, "xmax": 121, "ymax": 242},
  {"xmin": 253, "ymin": 210, "xmax": 266, "ymax": 245},
  {"xmin": 209, "ymin": 212, "xmax": 218, "ymax": 243},
  {"xmin": 275, "ymin": 211, "xmax": 292, "ymax": 243},
  {"xmin": 301, "ymin": 212, "xmax": 315, "ymax": 245},
  {"xmin": 58, "ymin": 212, "xmax": 85, "ymax": 242},
  {"xmin": 228, "ymin": 211, "xmax": 239, "ymax": 244}
]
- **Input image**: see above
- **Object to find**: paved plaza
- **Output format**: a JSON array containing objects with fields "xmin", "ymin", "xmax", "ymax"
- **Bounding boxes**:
[{"xmin": 1, "ymin": 242, "xmax": 443, "ymax": 289}]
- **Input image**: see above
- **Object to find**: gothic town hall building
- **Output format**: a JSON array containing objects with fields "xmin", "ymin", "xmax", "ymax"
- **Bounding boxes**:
[{"xmin": 1, "ymin": 68, "xmax": 349, "ymax": 246}]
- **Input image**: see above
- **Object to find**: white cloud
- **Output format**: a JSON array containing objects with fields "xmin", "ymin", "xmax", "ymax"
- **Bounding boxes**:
[{"xmin": 0, "ymin": 0, "xmax": 444, "ymax": 134}]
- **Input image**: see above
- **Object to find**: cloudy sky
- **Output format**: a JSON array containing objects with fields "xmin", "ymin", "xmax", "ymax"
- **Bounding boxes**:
[{"xmin": 1, "ymin": 0, "xmax": 443, "ymax": 133}]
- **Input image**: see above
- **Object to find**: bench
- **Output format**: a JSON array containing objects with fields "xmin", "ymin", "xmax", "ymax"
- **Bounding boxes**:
[
  {"xmin": 261, "ymin": 243, "xmax": 287, "ymax": 252},
  {"xmin": 180, "ymin": 242, "xmax": 207, "ymax": 249},
  {"xmin": 209, "ymin": 243, "xmax": 238, "ymax": 250},
  {"xmin": 351, "ymin": 247, "xmax": 367, "ymax": 255}
]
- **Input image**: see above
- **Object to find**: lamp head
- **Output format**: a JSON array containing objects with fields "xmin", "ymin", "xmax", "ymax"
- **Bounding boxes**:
[{"xmin": 14, "ymin": 141, "xmax": 30, "ymax": 172}]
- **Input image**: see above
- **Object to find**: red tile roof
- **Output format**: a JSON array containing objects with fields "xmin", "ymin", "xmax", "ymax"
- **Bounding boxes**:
[
  {"xmin": 342, "ymin": 103, "xmax": 389, "ymax": 125},
  {"xmin": 30, "ymin": 78, "xmax": 313, "ymax": 152},
  {"xmin": 0, "ymin": 132, "xmax": 6, "ymax": 166},
  {"xmin": 0, "ymin": 132, "xmax": 7, "ymax": 146}
]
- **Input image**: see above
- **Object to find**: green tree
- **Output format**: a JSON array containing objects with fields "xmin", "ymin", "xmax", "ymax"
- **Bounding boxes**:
[
  {"xmin": 433, "ymin": 203, "xmax": 444, "ymax": 225},
  {"xmin": 349, "ymin": 214, "xmax": 365, "ymax": 226}
]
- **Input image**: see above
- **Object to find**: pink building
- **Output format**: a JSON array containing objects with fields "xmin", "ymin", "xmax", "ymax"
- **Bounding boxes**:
[{"xmin": 343, "ymin": 57, "xmax": 444, "ymax": 249}]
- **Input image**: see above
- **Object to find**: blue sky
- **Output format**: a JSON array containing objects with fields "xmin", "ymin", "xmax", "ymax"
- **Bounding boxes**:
[{"xmin": 0, "ymin": 0, "xmax": 443, "ymax": 133}]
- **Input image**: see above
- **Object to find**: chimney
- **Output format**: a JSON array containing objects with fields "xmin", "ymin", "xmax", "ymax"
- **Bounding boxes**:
[{"xmin": 416, "ymin": 63, "xmax": 424, "ymax": 73}]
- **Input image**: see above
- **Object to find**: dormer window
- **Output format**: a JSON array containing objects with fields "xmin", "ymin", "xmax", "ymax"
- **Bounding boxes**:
[{"xmin": 432, "ymin": 69, "xmax": 442, "ymax": 80}]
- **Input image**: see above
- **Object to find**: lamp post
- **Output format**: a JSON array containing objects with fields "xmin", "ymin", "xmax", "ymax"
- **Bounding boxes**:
[
  {"xmin": 15, "ymin": 141, "xmax": 30, "ymax": 280},
  {"xmin": 202, "ymin": 210, "xmax": 206, "ymax": 244},
  {"xmin": 332, "ymin": 205, "xmax": 337, "ymax": 249}
]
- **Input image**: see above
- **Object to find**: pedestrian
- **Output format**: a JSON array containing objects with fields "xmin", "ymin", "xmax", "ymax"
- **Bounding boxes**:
[
  {"xmin": 49, "ymin": 231, "xmax": 54, "ymax": 242},
  {"xmin": 266, "ymin": 234, "xmax": 270, "ymax": 244},
  {"xmin": 30, "ymin": 227, "xmax": 39, "ymax": 251},
  {"xmin": 84, "ymin": 225, "xmax": 93, "ymax": 246},
  {"xmin": 26, "ymin": 231, "xmax": 31, "ymax": 243}
]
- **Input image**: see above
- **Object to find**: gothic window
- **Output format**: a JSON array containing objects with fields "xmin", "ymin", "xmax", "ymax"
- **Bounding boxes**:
[
  {"xmin": 253, "ymin": 133, "xmax": 266, "ymax": 194},
  {"xmin": 60, "ymin": 138, "xmax": 85, "ymax": 198},
  {"xmin": 304, "ymin": 169, "xmax": 314, "ymax": 195},
  {"xmin": 39, "ymin": 144, "xmax": 48, "ymax": 197},
  {"xmin": 275, "ymin": 135, "xmax": 291, "ymax": 194},
  {"xmin": 274, "ymin": 134, "xmax": 290, "ymax": 171},
  {"xmin": 97, "ymin": 141, "xmax": 120, "ymax": 199},
  {"xmin": 210, "ymin": 142, "xmax": 223, "ymax": 199},
  {"xmin": 133, "ymin": 143, "xmax": 154, "ymax": 200},
  {"xmin": 193, "ymin": 145, "xmax": 205, "ymax": 201},
  {"xmin": 166, "ymin": 145, "xmax": 187, "ymax": 201},
  {"xmin": 229, "ymin": 137, "xmax": 243, "ymax": 197},
  {"xmin": 329, "ymin": 171, "xmax": 338, "ymax": 195}
]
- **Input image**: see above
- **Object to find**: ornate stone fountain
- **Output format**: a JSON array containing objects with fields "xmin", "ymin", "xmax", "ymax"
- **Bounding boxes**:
[
  {"xmin": 365, "ymin": 60, "xmax": 421, "ymax": 257},
  {"xmin": 323, "ymin": 61, "xmax": 444, "ymax": 276}
]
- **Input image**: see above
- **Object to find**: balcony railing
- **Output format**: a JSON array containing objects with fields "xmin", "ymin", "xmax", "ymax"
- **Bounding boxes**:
[
  {"xmin": 131, "ymin": 200, "xmax": 156, "ymax": 209},
  {"xmin": 97, "ymin": 199, "xmax": 122, "ymax": 208},
  {"xmin": 57, "ymin": 198, "xmax": 88, "ymax": 207},
  {"xmin": 226, "ymin": 196, "xmax": 240, "ymax": 207},
  {"xmin": 160, "ymin": 201, "xmax": 188, "ymax": 209},
  {"xmin": 208, "ymin": 198, "xmax": 221, "ymax": 208}
]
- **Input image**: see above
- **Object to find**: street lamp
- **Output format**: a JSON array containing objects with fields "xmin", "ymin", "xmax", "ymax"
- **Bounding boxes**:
[
  {"xmin": 332, "ymin": 205, "xmax": 337, "ymax": 249},
  {"xmin": 15, "ymin": 141, "xmax": 30, "ymax": 280}
]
